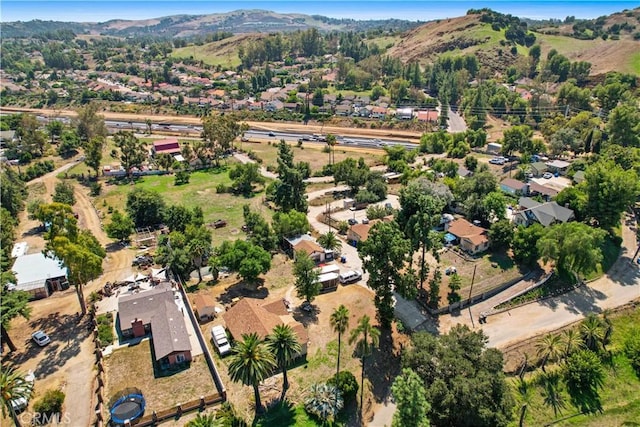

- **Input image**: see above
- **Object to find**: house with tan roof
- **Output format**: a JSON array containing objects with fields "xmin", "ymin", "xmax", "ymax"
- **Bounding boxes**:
[
  {"xmin": 445, "ymin": 218, "xmax": 490, "ymax": 254},
  {"xmin": 223, "ymin": 298, "xmax": 308, "ymax": 356},
  {"xmin": 285, "ymin": 235, "xmax": 330, "ymax": 263},
  {"xmin": 192, "ymin": 293, "xmax": 217, "ymax": 321}
]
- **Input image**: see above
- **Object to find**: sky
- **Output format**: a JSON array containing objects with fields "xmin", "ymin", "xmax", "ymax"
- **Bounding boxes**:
[{"xmin": 1, "ymin": 1, "xmax": 638, "ymax": 22}]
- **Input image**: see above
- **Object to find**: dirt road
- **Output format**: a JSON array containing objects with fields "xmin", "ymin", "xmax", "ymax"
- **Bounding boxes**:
[{"xmin": 6, "ymin": 161, "xmax": 135, "ymax": 427}]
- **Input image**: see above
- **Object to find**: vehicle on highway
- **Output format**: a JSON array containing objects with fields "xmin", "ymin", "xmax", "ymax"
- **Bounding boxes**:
[
  {"xmin": 211, "ymin": 325, "xmax": 232, "ymax": 356},
  {"xmin": 32, "ymin": 330, "xmax": 51, "ymax": 347},
  {"xmin": 543, "ymin": 172, "xmax": 553, "ymax": 179},
  {"xmin": 268, "ymin": 131, "xmax": 276, "ymax": 137}
]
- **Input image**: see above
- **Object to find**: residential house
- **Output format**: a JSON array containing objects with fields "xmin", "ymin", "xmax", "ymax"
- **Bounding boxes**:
[
  {"xmin": 370, "ymin": 106, "xmax": 388, "ymax": 119},
  {"xmin": 347, "ymin": 222, "xmax": 374, "ymax": 245},
  {"xmin": 151, "ymin": 138, "xmax": 181, "ymax": 157},
  {"xmin": 285, "ymin": 235, "xmax": 329, "ymax": 263},
  {"xmin": 415, "ymin": 110, "xmax": 438, "ymax": 123},
  {"xmin": 486, "ymin": 142, "xmax": 502, "ymax": 155},
  {"xmin": 0, "ymin": 130, "xmax": 16, "ymax": 147},
  {"xmin": 500, "ymin": 178, "xmax": 527, "ymax": 196},
  {"xmin": 223, "ymin": 298, "xmax": 308, "ymax": 356},
  {"xmin": 545, "ymin": 160, "xmax": 571, "ymax": 176},
  {"xmin": 192, "ymin": 294, "xmax": 217, "ymax": 321},
  {"xmin": 457, "ymin": 166, "xmax": 473, "ymax": 179},
  {"xmin": 445, "ymin": 218, "xmax": 490, "ymax": 254},
  {"xmin": 118, "ymin": 283, "xmax": 192, "ymax": 367},
  {"xmin": 11, "ymin": 253, "xmax": 69, "ymax": 299},
  {"xmin": 529, "ymin": 162, "xmax": 549, "ymax": 177},
  {"xmin": 335, "ymin": 104, "xmax": 353, "ymax": 116},
  {"xmin": 283, "ymin": 102, "xmax": 300, "ymax": 112},
  {"xmin": 527, "ymin": 182, "xmax": 558, "ymax": 201},
  {"xmin": 512, "ymin": 197, "xmax": 575, "ymax": 227},
  {"xmin": 395, "ymin": 107, "xmax": 414, "ymax": 120}
]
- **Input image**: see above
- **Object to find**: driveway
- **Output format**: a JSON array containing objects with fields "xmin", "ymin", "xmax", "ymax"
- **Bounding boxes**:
[
  {"xmin": 438, "ymin": 212, "xmax": 640, "ymax": 348},
  {"xmin": 447, "ymin": 107, "xmax": 467, "ymax": 133}
]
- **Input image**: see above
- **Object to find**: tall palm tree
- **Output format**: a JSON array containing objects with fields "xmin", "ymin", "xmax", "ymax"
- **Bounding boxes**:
[
  {"xmin": 330, "ymin": 305, "xmax": 350, "ymax": 378},
  {"xmin": 267, "ymin": 324, "xmax": 301, "ymax": 400},
  {"xmin": 317, "ymin": 231, "xmax": 342, "ymax": 255},
  {"xmin": 228, "ymin": 333, "xmax": 277, "ymax": 417},
  {"xmin": 186, "ymin": 225, "xmax": 212, "ymax": 283},
  {"xmin": 349, "ymin": 315, "xmax": 380, "ymax": 419},
  {"xmin": 581, "ymin": 313, "xmax": 606, "ymax": 352},
  {"xmin": 536, "ymin": 334, "xmax": 563, "ymax": 372},
  {"xmin": 540, "ymin": 371, "xmax": 566, "ymax": 417},
  {"xmin": 560, "ymin": 329, "xmax": 583, "ymax": 358},
  {"xmin": 0, "ymin": 366, "xmax": 33, "ymax": 427}
]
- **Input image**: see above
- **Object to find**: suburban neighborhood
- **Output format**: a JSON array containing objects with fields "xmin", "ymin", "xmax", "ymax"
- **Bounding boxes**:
[{"xmin": 1, "ymin": 4, "xmax": 640, "ymax": 427}]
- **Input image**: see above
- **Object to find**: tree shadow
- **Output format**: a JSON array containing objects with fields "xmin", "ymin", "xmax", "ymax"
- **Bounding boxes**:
[
  {"xmin": 105, "ymin": 241, "xmax": 128, "ymax": 253},
  {"xmin": 253, "ymin": 400, "xmax": 296, "ymax": 427},
  {"xmin": 22, "ymin": 225, "xmax": 44, "ymax": 237},
  {"xmin": 363, "ymin": 328, "xmax": 401, "ymax": 407},
  {"xmin": 566, "ymin": 384, "xmax": 603, "ymax": 415},
  {"xmin": 290, "ymin": 305, "xmax": 320, "ymax": 327},
  {"xmin": 539, "ymin": 284, "xmax": 607, "ymax": 316},
  {"xmin": 217, "ymin": 279, "xmax": 269, "ymax": 305}
]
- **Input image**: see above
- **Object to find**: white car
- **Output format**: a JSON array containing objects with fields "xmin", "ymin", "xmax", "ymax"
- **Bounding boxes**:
[
  {"xmin": 210, "ymin": 326, "xmax": 231, "ymax": 356},
  {"xmin": 543, "ymin": 172, "xmax": 553, "ymax": 179},
  {"xmin": 31, "ymin": 330, "xmax": 51, "ymax": 347},
  {"xmin": 10, "ymin": 370, "xmax": 35, "ymax": 412},
  {"xmin": 489, "ymin": 157, "xmax": 505, "ymax": 165}
]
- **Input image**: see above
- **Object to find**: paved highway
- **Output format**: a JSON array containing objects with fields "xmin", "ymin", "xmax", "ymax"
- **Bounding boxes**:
[{"xmin": 31, "ymin": 115, "xmax": 419, "ymax": 151}]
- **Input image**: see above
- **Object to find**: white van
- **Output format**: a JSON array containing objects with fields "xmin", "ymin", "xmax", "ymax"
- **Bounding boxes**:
[
  {"xmin": 339, "ymin": 270, "xmax": 362, "ymax": 284},
  {"xmin": 210, "ymin": 325, "xmax": 232, "ymax": 356}
]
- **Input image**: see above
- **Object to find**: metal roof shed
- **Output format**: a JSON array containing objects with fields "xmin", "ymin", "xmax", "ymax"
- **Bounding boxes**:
[{"xmin": 11, "ymin": 253, "xmax": 68, "ymax": 299}]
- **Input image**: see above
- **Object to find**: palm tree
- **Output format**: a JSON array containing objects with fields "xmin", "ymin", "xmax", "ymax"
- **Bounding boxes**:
[
  {"xmin": 561, "ymin": 329, "xmax": 583, "ymax": 358},
  {"xmin": 228, "ymin": 333, "xmax": 277, "ymax": 416},
  {"xmin": 540, "ymin": 371, "xmax": 566, "ymax": 417},
  {"xmin": 581, "ymin": 313, "xmax": 606, "ymax": 352},
  {"xmin": 349, "ymin": 315, "xmax": 380, "ymax": 419},
  {"xmin": 0, "ymin": 366, "xmax": 34, "ymax": 427},
  {"xmin": 304, "ymin": 383, "xmax": 343, "ymax": 423},
  {"xmin": 330, "ymin": 305, "xmax": 350, "ymax": 378},
  {"xmin": 185, "ymin": 412, "xmax": 224, "ymax": 427},
  {"xmin": 317, "ymin": 231, "xmax": 342, "ymax": 255},
  {"xmin": 186, "ymin": 225, "xmax": 212, "ymax": 283},
  {"xmin": 536, "ymin": 333, "xmax": 563, "ymax": 372},
  {"xmin": 515, "ymin": 378, "xmax": 532, "ymax": 427},
  {"xmin": 267, "ymin": 324, "xmax": 301, "ymax": 400}
]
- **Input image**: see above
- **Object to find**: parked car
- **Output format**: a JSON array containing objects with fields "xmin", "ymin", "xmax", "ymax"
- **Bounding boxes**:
[
  {"xmin": 31, "ymin": 330, "xmax": 51, "ymax": 347},
  {"xmin": 445, "ymin": 266, "xmax": 457, "ymax": 275},
  {"xmin": 132, "ymin": 255, "xmax": 153, "ymax": 267},
  {"xmin": 362, "ymin": 218, "xmax": 370, "ymax": 224},
  {"xmin": 489, "ymin": 157, "xmax": 506, "ymax": 165},
  {"xmin": 348, "ymin": 218, "xmax": 358, "ymax": 225},
  {"xmin": 339, "ymin": 270, "xmax": 362, "ymax": 284},
  {"xmin": 213, "ymin": 219, "xmax": 227, "ymax": 228},
  {"xmin": 543, "ymin": 172, "xmax": 553, "ymax": 179},
  {"xmin": 210, "ymin": 325, "xmax": 231, "ymax": 356},
  {"xmin": 10, "ymin": 370, "xmax": 35, "ymax": 413}
]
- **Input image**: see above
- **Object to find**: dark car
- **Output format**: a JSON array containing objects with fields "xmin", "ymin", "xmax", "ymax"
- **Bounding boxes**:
[
  {"xmin": 213, "ymin": 219, "xmax": 227, "ymax": 228},
  {"xmin": 348, "ymin": 218, "xmax": 358, "ymax": 225},
  {"xmin": 132, "ymin": 255, "xmax": 153, "ymax": 267}
]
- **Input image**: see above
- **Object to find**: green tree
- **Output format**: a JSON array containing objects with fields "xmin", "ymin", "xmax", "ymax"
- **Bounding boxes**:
[
  {"xmin": 75, "ymin": 102, "xmax": 107, "ymax": 142},
  {"xmin": 163, "ymin": 205, "xmax": 193, "ymax": 233},
  {"xmin": 349, "ymin": 315, "xmax": 380, "ymax": 419},
  {"xmin": 391, "ymin": 368, "xmax": 431, "ymax": 427},
  {"xmin": 304, "ymin": 383, "xmax": 343, "ymax": 423},
  {"xmin": 84, "ymin": 137, "xmax": 105, "ymax": 178},
  {"xmin": 537, "ymin": 222, "xmax": 606, "ymax": 281},
  {"xmin": 185, "ymin": 225, "xmax": 212, "ymax": 283},
  {"xmin": 584, "ymin": 160, "xmax": 639, "ymax": 230},
  {"xmin": 482, "ymin": 191, "xmax": 507, "ymax": 222},
  {"xmin": 293, "ymin": 251, "xmax": 320, "ymax": 303},
  {"xmin": 0, "ymin": 287, "xmax": 31, "ymax": 353},
  {"xmin": 403, "ymin": 325, "xmax": 515, "ymax": 427},
  {"xmin": 0, "ymin": 168, "xmax": 26, "ymax": 217},
  {"xmin": 580, "ymin": 314, "xmax": 607, "ymax": 353},
  {"xmin": 126, "ymin": 188, "xmax": 166, "ymax": 228},
  {"xmin": 229, "ymin": 162, "xmax": 264, "ymax": 196},
  {"xmin": 20, "ymin": 114, "xmax": 47, "ymax": 157},
  {"xmin": 330, "ymin": 305, "xmax": 350, "ymax": 382},
  {"xmin": 243, "ymin": 205, "xmax": 277, "ymax": 252},
  {"xmin": 607, "ymin": 103, "xmax": 640, "ymax": 148},
  {"xmin": 57, "ymin": 129, "xmax": 81, "ymax": 158},
  {"xmin": 155, "ymin": 152, "xmax": 174, "ymax": 171},
  {"xmin": 501, "ymin": 125, "xmax": 533, "ymax": 157},
  {"xmin": 333, "ymin": 157, "xmax": 369, "ymax": 194},
  {"xmin": 317, "ymin": 231, "xmax": 342, "ymax": 254},
  {"xmin": 512, "ymin": 223, "xmax": 544, "ymax": 267},
  {"xmin": 46, "ymin": 120, "xmax": 64, "ymax": 144},
  {"xmin": 271, "ymin": 210, "xmax": 310, "ymax": 242},
  {"xmin": 113, "ymin": 131, "xmax": 148, "ymax": 180},
  {"xmin": 540, "ymin": 371, "xmax": 566, "ymax": 417},
  {"xmin": 216, "ymin": 240, "xmax": 271, "ymax": 284},
  {"xmin": 447, "ymin": 273, "xmax": 462, "ymax": 305},
  {"xmin": 271, "ymin": 140, "xmax": 307, "ymax": 212},
  {"xmin": 105, "ymin": 210, "xmax": 135, "ymax": 243},
  {"xmin": 228, "ymin": 333, "xmax": 276, "ymax": 416},
  {"xmin": 489, "ymin": 219, "xmax": 514, "ymax": 250},
  {"xmin": 52, "ymin": 181, "xmax": 76, "ymax": 206},
  {"xmin": 48, "ymin": 231, "xmax": 105, "ymax": 315},
  {"xmin": 360, "ymin": 221, "xmax": 414, "ymax": 328},
  {"xmin": 156, "ymin": 232, "xmax": 192, "ymax": 280},
  {"xmin": 267, "ymin": 324, "xmax": 301, "ymax": 400},
  {"xmin": 0, "ymin": 366, "xmax": 34, "ymax": 426},
  {"xmin": 536, "ymin": 334, "xmax": 563, "ymax": 372},
  {"xmin": 185, "ymin": 412, "xmax": 224, "ymax": 427},
  {"xmin": 561, "ymin": 328, "xmax": 584, "ymax": 358},
  {"xmin": 201, "ymin": 114, "xmax": 247, "ymax": 166},
  {"xmin": 564, "ymin": 349, "xmax": 605, "ymax": 414}
]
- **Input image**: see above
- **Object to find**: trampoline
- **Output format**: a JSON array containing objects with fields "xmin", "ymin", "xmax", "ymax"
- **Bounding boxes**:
[{"xmin": 110, "ymin": 393, "xmax": 145, "ymax": 425}]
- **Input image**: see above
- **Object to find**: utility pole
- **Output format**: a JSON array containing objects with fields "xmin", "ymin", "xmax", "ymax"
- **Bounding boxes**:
[{"xmin": 468, "ymin": 264, "xmax": 477, "ymax": 328}]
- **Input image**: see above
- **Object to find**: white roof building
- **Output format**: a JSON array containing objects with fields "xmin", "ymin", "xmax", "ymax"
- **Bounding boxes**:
[{"xmin": 11, "ymin": 253, "xmax": 68, "ymax": 298}]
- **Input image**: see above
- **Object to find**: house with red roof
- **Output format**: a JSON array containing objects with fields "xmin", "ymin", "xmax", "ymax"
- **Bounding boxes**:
[{"xmin": 151, "ymin": 138, "xmax": 181, "ymax": 157}]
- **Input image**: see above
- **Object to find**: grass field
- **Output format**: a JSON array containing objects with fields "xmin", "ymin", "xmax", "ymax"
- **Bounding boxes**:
[
  {"xmin": 630, "ymin": 51, "xmax": 640, "ymax": 76},
  {"xmin": 170, "ymin": 37, "xmax": 248, "ymax": 68},
  {"xmin": 97, "ymin": 165, "xmax": 270, "ymax": 241},
  {"xmin": 511, "ymin": 307, "xmax": 640, "ymax": 426}
]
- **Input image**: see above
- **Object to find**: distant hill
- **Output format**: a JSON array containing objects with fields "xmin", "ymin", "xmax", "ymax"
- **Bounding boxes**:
[
  {"xmin": 387, "ymin": 8, "xmax": 640, "ymax": 75},
  {"xmin": 1, "ymin": 9, "xmax": 422, "ymax": 38}
]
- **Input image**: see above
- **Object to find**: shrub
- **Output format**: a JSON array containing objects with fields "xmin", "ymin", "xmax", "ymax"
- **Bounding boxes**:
[
  {"xmin": 328, "ymin": 371, "xmax": 359, "ymax": 404},
  {"xmin": 624, "ymin": 331, "xmax": 640, "ymax": 376},
  {"xmin": 216, "ymin": 183, "xmax": 229, "ymax": 193},
  {"xmin": 304, "ymin": 383, "xmax": 343, "ymax": 422},
  {"xmin": 89, "ymin": 181, "xmax": 102, "ymax": 196},
  {"xmin": 96, "ymin": 313, "xmax": 114, "ymax": 347},
  {"xmin": 337, "ymin": 221, "xmax": 349, "ymax": 235},
  {"xmin": 33, "ymin": 389, "xmax": 65, "ymax": 420}
]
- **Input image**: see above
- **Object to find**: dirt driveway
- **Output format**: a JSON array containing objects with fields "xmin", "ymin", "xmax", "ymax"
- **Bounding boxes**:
[{"xmin": 3, "ymin": 162, "xmax": 136, "ymax": 427}]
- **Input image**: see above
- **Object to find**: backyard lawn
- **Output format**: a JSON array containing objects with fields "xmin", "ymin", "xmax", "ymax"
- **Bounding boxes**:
[{"xmin": 103, "ymin": 340, "xmax": 216, "ymax": 414}]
